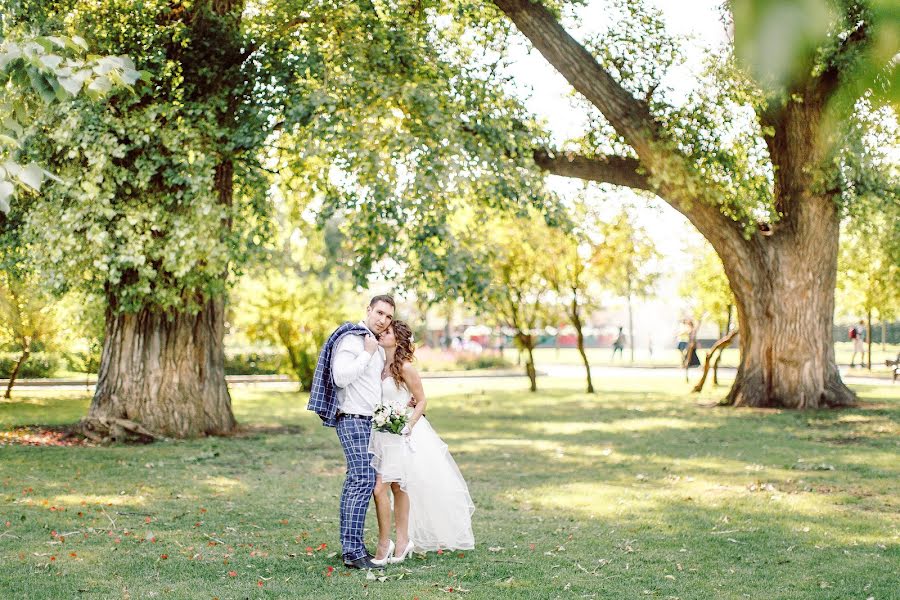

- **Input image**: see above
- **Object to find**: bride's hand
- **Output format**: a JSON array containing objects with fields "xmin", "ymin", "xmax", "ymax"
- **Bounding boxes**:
[
  {"xmin": 400, "ymin": 424, "xmax": 412, "ymax": 436},
  {"xmin": 407, "ymin": 396, "xmax": 418, "ymax": 407}
]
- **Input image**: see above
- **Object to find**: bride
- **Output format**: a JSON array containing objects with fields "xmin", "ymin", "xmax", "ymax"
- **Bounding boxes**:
[{"xmin": 368, "ymin": 320, "xmax": 475, "ymax": 565}]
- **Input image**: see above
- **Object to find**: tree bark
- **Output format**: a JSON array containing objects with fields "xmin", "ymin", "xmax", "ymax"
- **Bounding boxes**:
[
  {"xmin": 570, "ymin": 297, "xmax": 594, "ymax": 393},
  {"xmin": 518, "ymin": 334, "xmax": 538, "ymax": 392},
  {"xmin": 721, "ymin": 199, "xmax": 855, "ymax": 408},
  {"xmin": 87, "ymin": 298, "xmax": 236, "ymax": 438},
  {"xmin": 525, "ymin": 344, "xmax": 537, "ymax": 392},
  {"xmin": 712, "ymin": 347, "xmax": 723, "ymax": 386},
  {"xmin": 3, "ymin": 347, "xmax": 29, "ymax": 399},
  {"xmin": 532, "ymin": 151, "xmax": 651, "ymax": 190}
]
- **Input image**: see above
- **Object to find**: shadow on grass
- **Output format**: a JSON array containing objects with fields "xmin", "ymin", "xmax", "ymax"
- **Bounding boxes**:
[{"xmin": 0, "ymin": 380, "xmax": 897, "ymax": 598}]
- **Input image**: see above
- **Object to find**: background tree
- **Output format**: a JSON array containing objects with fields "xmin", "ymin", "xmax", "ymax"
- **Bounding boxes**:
[
  {"xmin": 490, "ymin": 0, "xmax": 898, "ymax": 407},
  {"xmin": 464, "ymin": 210, "xmax": 561, "ymax": 392},
  {"xmin": 679, "ymin": 244, "xmax": 736, "ymax": 338},
  {"xmin": 56, "ymin": 291, "xmax": 105, "ymax": 387},
  {"xmin": 591, "ymin": 207, "xmax": 660, "ymax": 363},
  {"xmin": 545, "ymin": 225, "xmax": 598, "ymax": 393},
  {"xmin": 231, "ymin": 213, "xmax": 355, "ymax": 390},
  {"xmin": 679, "ymin": 243, "xmax": 738, "ymax": 390},
  {"xmin": 544, "ymin": 200, "xmax": 606, "ymax": 393},
  {"xmin": 232, "ymin": 270, "xmax": 352, "ymax": 390},
  {"xmin": 837, "ymin": 208, "xmax": 900, "ymax": 369},
  {"xmin": 0, "ymin": 272, "xmax": 58, "ymax": 398},
  {"xmin": 836, "ymin": 96, "xmax": 899, "ymax": 364}
]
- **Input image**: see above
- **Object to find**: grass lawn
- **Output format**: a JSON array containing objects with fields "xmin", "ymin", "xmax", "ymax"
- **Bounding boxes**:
[{"xmin": 1, "ymin": 377, "xmax": 898, "ymax": 599}]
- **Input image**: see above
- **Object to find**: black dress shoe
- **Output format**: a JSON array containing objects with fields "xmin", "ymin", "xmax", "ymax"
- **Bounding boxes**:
[{"xmin": 343, "ymin": 556, "xmax": 381, "ymax": 570}]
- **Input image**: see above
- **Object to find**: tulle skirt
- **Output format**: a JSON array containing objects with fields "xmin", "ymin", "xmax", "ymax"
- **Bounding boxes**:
[{"xmin": 368, "ymin": 417, "xmax": 475, "ymax": 551}]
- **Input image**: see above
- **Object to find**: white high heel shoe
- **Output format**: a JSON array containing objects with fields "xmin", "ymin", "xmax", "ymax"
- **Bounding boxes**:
[
  {"xmin": 389, "ymin": 540, "xmax": 415, "ymax": 563},
  {"xmin": 371, "ymin": 540, "xmax": 394, "ymax": 566}
]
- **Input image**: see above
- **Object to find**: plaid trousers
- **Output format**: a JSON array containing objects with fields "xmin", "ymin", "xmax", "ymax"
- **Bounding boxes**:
[{"xmin": 336, "ymin": 416, "xmax": 376, "ymax": 561}]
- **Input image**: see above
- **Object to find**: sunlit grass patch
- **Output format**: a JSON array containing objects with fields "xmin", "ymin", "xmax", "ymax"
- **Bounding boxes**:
[{"xmin": 0, "ymin": 376, "xmax": 897, "ymax": 599}]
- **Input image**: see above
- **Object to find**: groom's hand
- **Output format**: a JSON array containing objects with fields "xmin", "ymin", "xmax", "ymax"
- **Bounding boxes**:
[
  {"xmin": 407, "ymin": 396, "xmax": 417, "ymax": 407},
  {"xmin": 364, "ymin": 334, "xmax": 378, "ymax": 354}
]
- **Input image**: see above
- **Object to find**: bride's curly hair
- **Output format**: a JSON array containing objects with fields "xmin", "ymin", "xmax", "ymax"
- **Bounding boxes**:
[{"xmin": 389, "ymin": 320, "xmax": 415, "ymax": 386}]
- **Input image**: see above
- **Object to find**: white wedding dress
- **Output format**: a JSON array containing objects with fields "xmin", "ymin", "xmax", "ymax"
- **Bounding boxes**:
[{"xmin": 368, "ymin": 377, "xmax": 475, "ymax": 552}]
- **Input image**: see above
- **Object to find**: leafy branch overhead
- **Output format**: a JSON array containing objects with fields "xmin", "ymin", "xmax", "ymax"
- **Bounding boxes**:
[{"xmin": 0, "ymin": 33, "xmax": 145, "ymax": 213}]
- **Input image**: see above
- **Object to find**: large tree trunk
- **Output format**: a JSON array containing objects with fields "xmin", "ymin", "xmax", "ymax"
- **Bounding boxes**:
[
  {"xmin": 87, "ymin": 298, "xmax": 236, "ymax": 437},
  {"xmin": 722, "ymin": 195, "xmax": 855, "ymax": 408}
]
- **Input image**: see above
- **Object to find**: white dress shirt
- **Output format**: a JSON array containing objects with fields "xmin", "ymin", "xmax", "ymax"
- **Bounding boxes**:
[{"xmin": 332, "ymin": 321, "xmax": 384, "ymax": 416}]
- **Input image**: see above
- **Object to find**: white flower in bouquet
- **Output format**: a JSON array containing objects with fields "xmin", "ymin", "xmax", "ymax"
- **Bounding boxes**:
[{"xmin": 372, "ymin": 401, "xmax": 409, "ymax": 435}]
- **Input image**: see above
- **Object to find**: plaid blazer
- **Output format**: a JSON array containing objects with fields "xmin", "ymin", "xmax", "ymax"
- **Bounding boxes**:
[{"xmin": 307, "ymin": 322, "xmax": 370, "ymax": 427}]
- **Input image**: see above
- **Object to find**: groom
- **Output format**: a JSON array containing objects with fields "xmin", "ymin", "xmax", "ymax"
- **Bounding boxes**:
[{"xmin": 308, "ymin": 294, "xmax": 395, "ymax": 569}]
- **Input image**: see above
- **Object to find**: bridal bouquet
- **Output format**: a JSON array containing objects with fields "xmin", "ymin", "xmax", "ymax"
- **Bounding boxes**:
[{"xmin": 372, "ymin": 399, "xmax": 412, "ymax": 435}]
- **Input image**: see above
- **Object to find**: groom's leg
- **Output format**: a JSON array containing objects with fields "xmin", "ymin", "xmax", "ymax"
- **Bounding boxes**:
[{"xmin": 337, "ymin": 417, "xmax": 376, "ymax": 562}]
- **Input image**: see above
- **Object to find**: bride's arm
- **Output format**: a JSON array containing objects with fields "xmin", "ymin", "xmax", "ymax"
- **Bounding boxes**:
[{"xmin": 402, "ymin": 362, "xmax": 427, "ymax": 431}]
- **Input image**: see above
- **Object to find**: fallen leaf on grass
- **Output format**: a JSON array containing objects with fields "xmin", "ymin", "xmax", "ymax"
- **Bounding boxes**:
[{"xmin": 435, "ymin": 585, "xmax": 470, "ymax": 593}]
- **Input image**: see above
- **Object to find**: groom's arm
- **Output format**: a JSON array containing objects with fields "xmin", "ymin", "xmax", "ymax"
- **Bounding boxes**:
[{"xmin": 332, "ymin": 335, "xmax": 377, "ymax": 388}]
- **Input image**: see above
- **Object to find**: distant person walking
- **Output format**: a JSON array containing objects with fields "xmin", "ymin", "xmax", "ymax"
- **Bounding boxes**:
[
  {"xmin": 678, "ymin": 319, "xmax": 700, "ymax": 370},
  {"xmin": 849, "ymin": 320, "xmax": 867, "ymax": 367},
  {"xmin": 611, "ymin": 327, "xmax": 626, "ymax": 361}
]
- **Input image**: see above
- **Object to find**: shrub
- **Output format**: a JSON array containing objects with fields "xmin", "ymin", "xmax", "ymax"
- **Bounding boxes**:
[
  {"xmin": 224, "ymin": 351, "xmax": 284, "ymax": 375},
  {"xmin": 0, "ymin": 352, "xmax": 62, "ymax": 378},
  {"xmin": 455, "ymin": 353, "xmax": 512, "ymax": 370}
]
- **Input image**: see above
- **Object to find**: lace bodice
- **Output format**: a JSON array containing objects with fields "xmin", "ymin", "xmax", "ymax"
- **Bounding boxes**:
[{"xmin": 381, "ymin": 377, "xmax": 411, "ymax": 406}]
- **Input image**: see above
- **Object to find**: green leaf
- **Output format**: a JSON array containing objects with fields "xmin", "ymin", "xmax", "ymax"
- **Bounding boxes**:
[
  {"xmin": 87, "ymin": 76, "xmax": 113, "ymax": 96},
  {"xmin": 39, "ymin": 54, "xmax": 64, "ymax": 70},
  {"xmin": 26, "ymin": 67, "xmax": 56, "ymax": 104},
  {"xmin": 0, "ymin": 134, "xmax": 20, "ymax": 148},
  {"xmin": 18, "ymin": 163, "xmax": 43, "ymax": 191},
  {"xmin": 0, "ymin": 180, "xmax": 12, "ymax": 213},
  {"xmin": 57, "ymin": 76, "xmax": 83, "ymax": 96},
  {"xmin": 2, "ymin": 117, "xmax": 24, "ymax": 137}
]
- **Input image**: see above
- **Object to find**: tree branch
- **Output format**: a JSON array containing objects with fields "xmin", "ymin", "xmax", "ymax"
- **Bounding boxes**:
[
  {"xmin": 494, "ymin": 0, "xmax": 759, "ymax": 283},
  {"xmin": 493, "ymin": 0, "xmax": 659, "ymax": 158},
  {"xmin": 815, "ymin": 17, "xmax": 869, "ymax": 103},
  {"xmin": 533, "ymin": 150, "xmax": 652, "ymax": 191}
]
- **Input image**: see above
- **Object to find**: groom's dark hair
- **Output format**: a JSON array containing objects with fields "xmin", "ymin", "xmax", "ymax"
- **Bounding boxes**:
[{"xmin": 369, "ymin": 294, "xmax": 395, "ymax": 308}]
